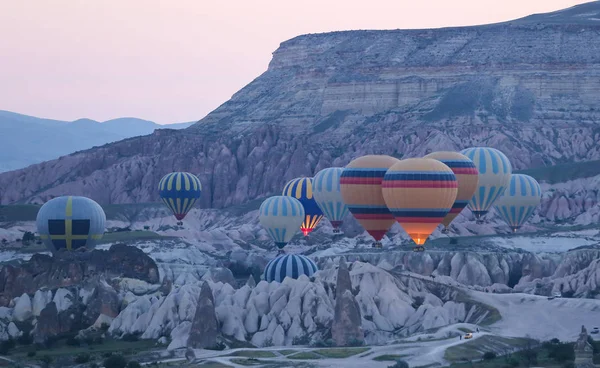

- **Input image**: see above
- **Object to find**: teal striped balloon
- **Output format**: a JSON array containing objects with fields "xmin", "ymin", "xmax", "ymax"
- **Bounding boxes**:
[
  {"xmin": 158, "ymin": 172, "xmax": 202, "ymax": 221},
  {"xmin": 460, "ymin": 147, "xmax": 512, "ymax": 222},
  {"xmin": 312, "ymin": 167, "xmax": 348, "ymax": 233},
  {"xmin": 259, "ymin": 196, "xmax": 305, "ymax": 250},
  {"xmin": 494, "ymin": 174, "xmax": 542, "ymax": 232}
]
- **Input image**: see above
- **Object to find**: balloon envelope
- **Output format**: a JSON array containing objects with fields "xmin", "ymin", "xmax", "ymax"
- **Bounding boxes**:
[
  {"xmin": 494, "ymin": 174, "xmax": 542, "ymax": 232},
  {"xmin": 459, "ymin": 147, "xmax": 512, "ymax": 220},
  {"xmin": 423, "ymin": 151, "xmax": 479, "ymax": 229},
  {"xmin": 263, "ymin": 254, "xmax": 318, "ymax": 283},
  {"xmin": 36, "ymin": 196, "xmax": 106, "ymax": 253},
  {"xmin": 382, "ymin": 158, "xmax": 458, "ymax": 245},
  {"xmin": 158, "ymin": 172, "xmax": 202, "ymax": 221},
  {"xmin": 312, "ymin": 167, "xmax": 349, "ymax": 231},
  {"xmin": 282, "ymin": 177, "xmax": 323, "ymax": 236},
  {"xmin": 340, "ymin": 155, "xmax": 400, "ymax": 243},
  {"xmin": 259, "ymin": 196, "xmax": 305, "ymax": 249}
]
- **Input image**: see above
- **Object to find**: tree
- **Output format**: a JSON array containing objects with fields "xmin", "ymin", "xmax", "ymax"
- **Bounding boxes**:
[
  {"xmin": 388, "ymin": 360, "xmax": 409, "ymax": 368},
  {"xmin": 103, "ymin": 354, "xmax": 128, "ymax": 368},
  {"xmin": 22, "ymin": 231, "xmax": 35, "ymax": 245},
  {"xmin": 483, "ymin": 352, "xmax": 497, "ymax": 360},
  {"xmin": 39, "ymin": 355, "xmax": 53, "ymax": 368}
]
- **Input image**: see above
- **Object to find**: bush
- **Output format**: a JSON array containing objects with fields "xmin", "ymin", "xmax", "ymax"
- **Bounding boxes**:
[
  {"xmin": 562, "ymin": 362, "xmax": 575, "ymax": 368},
  {"xmin": 483, "ymin": 351, "xmax": 497, "ymax": 360},
  {"xmin": 311, "ymin": 339, "xmax": 334, "ymax": 347},
  {"xmin": 103, "ymin": 354, "xmax": 128, "ymax": 368},
  {"xmin": 39, "ymin": 355, "xmax": 53, "ymax": 367},
  {"xmin": 75, "ymin": 353, "xmax": 91, "ymax": 364},
  {"xmin": 504, "ymin": 357, "xmax": 520, "ymax": 367},
  {"xmin": 0, "ymin": 339, "xmax": 15, "ymax": 354},
  {"xmin": 17, "ymin": 334, "xmax": 33, "ymax": 345},
  {"xmin": 66, "ymin": 336, "xmax": 81, "ymax": 346},
  {"xmin": 347, "ymin": 338, "xmax": 364, "ymax": 347},
  {"xmin": 388, "ymin": 360, "xmax": 409, "ymax": 368},
  {"xmin": 27, "ymin": 351, "xmax": 36, "ymax": 357},
  {"xmin": 127, "ymin": 362, "xmax": 142, "ymax": 368},
  {"xmin": 547, "ymin": 343, "xmax": 574, "ymax": 362},
  {"xmin": 292, "ymin": 335, "xmax": 310, "ymax": 345},
  {"xmin": 205, "ymin": 341, "xmax": 226, "ymax": 351},
  {"xmin": 122, "ymin": 333, "xmax": 139, "ymax": 342}
]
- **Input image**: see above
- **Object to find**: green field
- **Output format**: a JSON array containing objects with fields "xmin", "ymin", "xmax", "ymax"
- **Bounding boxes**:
[{"xmin": 444, "ymin": 335, "xmax": 535, "ymax": 362}]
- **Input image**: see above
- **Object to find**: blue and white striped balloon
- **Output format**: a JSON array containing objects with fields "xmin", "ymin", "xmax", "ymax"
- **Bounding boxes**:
[
  {"xmin": 460, "ymin": 147, "xmax": 512, "ymax": 222},
  {"xmin": 494, "ymin": 174, "xmax": 542, "ymax": 232},
  {"xmin": 259, "ymin": 196, "xmax": 305, "ymax": 250},
  {"xmin": 312, "ymin": 167, "xmax": 349, "ymax": 233},
  {"xmin": 263, "ymin": 254, "xmax": 318, "ymax": 283}
]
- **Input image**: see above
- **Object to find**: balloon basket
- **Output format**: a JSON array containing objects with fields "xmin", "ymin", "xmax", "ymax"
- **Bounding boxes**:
[
  {"xmin": 332, "ymin": 229, "xmax": 341, "ymax": 234},
  {"xmin": 476, "ymin": 220, "xmax": 484, "ymax": 225},
  {"xmin": 413, "ymin": 246, "xmax": 425, "ymax": 252},
  {"xmin": 441, "ymin": 228, "xmax": 449, "ymax": 234},
  {"xmin": 373, "ymin": 241, "xmax": 382, "ymax": 248}
]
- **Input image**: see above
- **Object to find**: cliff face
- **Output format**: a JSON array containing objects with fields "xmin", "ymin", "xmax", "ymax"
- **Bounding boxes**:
[{"xmin": 1, "ymin": 3, "xmax": 600, "ymax": 207}]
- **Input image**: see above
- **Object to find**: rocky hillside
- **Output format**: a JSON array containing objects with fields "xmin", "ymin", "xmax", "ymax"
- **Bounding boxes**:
[{"xmin": 1, "ymin": 2, "xmax": 600, "ymax": 207}]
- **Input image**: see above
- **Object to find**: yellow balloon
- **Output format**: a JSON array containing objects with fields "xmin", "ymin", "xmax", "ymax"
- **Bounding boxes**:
[
  {"xmin": 382, "ymin": 158, "xmax": 458, "ymax": 245},
  {"xmin": 423, "ymin": 151, "xmax": 479, "ymax": 230}
]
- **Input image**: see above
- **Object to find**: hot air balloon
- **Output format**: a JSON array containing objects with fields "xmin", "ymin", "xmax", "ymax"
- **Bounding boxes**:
[
  {"xmin": 36, "ymin": 196, "xmax": 106, "ymax": 253},
  {"xmin": 158, "ymin": 172, "xmax": 202, "ymax": 225},
  {"xmin": 259, "ymin": 196, "xmax": 305, "ymax": 252},
  {"xmin": 460, "ymin": 147, "xmax": 512, "ymax": 224},
  {"xmin": 494, "ymin": 174, "xmax": 542, "ymax": 233},
  {"xmin": 263, "ymin": 254, "xmax": 318, "ymax": 283},
  {"xmin": 282, "ymin": 177, "xmax": 323, "ymax": 237},
  {"xmin": 423, "ymin": 151, "xmax": 479, "ymax": 233},
  {"xmin": 340, "ymin": 155, "xmax": 400, "ymax": 248},
  {"xmin": 312, "ymin": 167, "xmax": 349, "ymax": 234},
  {"xmin": 382, "ymin": 158, "xmax": 458, "ymax": 252}
]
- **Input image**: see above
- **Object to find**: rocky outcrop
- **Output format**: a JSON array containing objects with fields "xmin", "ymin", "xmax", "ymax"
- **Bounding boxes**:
[
  {"xmin": 2, "ymin": 3, "xmax": 600, "ymax": 207},
  {"xmin": 574, "ymin": 325, "xmax": 597, "ymax": 368},
  {"xmin": 331, "ymin": 258, "xmax": 363, "ymax": 346},
  {"xmin": 33, "ymin": 302, "xmax": 60, "ymax": 345},
  {"xmin": 0, "ymin": 244, "xmax": 159, "ymax": 305},
  {"xmin": 187, "ymin": 282, "xmax": 218, "ymax": 349},
  {"xmin": 83, "ymin": 280, "xmax": 120, "ymax": 326}
]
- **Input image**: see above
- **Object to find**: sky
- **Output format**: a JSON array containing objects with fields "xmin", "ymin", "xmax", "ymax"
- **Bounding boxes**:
[{"xmin": 0, "ymin": 0, "xmax": 592, "ymax": 125}]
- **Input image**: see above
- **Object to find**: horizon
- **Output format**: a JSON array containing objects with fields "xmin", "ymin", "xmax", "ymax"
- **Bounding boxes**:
[{"xmin": 0, "ymin": 0, "xmax": 592, "ymax": 125}]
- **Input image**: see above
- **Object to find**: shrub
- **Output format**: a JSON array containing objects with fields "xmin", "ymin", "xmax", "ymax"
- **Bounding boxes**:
[
  {"xmin": 127, "ymin": 362, "xmax": 142, "ymax": 368},
  {"xmin": 27, "ymin": 351, "xmax": 36, "ymax": 357},
  {"xmin": 74, "ymin": 353, "xmax": 91, "ymax": 364},
  {"xmin": 206, "ymin": 341, "xmax": 226, "ymax": 351},
  {"xmin": 122, "ymin": 333, "xmax": 139, "ymax": 342},
  {"xmin": 103, "ymin": 354, "xmax": 128, "ymax": 368},
  {"xmin": 562, "ymin": 362, "xmax": 575, "ymax": 368},
  {"xmin": 66, "ymin": 336, "xmax": 80, "ymax": 346},
  {"xmin": 388, "ymin": 360, "xmax": 409, "ymax": 368},
  {"xmin": 347, "ymin": 338, "xmax": 364, "ymax": 347},
  {"xmin": 0, "ymin": 339, "xmax": 15, "ymax": 354},
  {"xmin": 548, "ymin": 343, "xmax": 575, "ymax": 362},
  {"xmin": 17, "ymin": 334, "xmax": 33, "ymax": 345},
  {"xmin": 504, "ymin": 357, "xmax": 520, "ymax": 367},
  {"xmin": 292, "ymin": 335, "xmax": 310, "ymax": 345},
  {"xmin": 39, "ymin": 355, "xmax": 53, "ymax": 367},
  {"xmin": 483, "ymin": 351, "xmax": 497, "ymax": 360}
]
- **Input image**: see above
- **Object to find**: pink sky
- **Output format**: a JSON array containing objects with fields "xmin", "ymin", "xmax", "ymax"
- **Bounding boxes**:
[{"xmin": 0, "ymin": 0, "xmax": 591, "ymax": 124}]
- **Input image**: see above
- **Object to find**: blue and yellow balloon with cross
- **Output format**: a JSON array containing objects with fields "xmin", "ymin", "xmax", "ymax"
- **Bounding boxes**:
[
  {"xmin": 158, "ymin": 172, "xmax": 202, "ymax": 223},
  {"xmin": 282, "ymin": 177, "xmax": 324, "ymax": 236},
  {"xmin": 36, "ymin": 196, "xmax": 106, "ymax": 253}
]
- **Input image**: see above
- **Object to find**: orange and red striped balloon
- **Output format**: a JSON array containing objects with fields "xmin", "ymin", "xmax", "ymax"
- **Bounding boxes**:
[
  {"xmin": 423, "ymin": 151, "xmax": 479, "ymax": 230},
  {"xmin": 340, "ymin": 155, "xmax": 400, "ymax": 246},
  {"xmin": 382, "ymin": 158, "xmax": 458, "ymax": 246}
]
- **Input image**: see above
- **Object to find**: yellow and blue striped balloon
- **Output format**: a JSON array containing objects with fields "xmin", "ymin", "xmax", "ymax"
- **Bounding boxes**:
[
  {"xmin": 494, "ymin": 174, "xmax": 542, "ymax": 232},
  {"xmin": 460, "ymin": 147, "xmax": 512, "ymax": 222},
  {"xmin": 36, "ymin": 196, "xmax": 106, "ymax": 253},
  {"xmin": 282, "ymin": 177, "xmax": 324, "ymax": 236},
  {"xmin": 158, "ymin": 172, "xmax": 202, "ymax": 221},
  {"xmin": 312, "ymin": 167, "xmax": 349, "ymax": 233},
  {"xmin": 259, "ymin": 196, "xmax": 305, "ymax": 250}
]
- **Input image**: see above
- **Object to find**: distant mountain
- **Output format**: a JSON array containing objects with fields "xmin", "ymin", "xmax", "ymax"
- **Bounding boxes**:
[{"xmin": 0, "ymin": 110, "xmax": 194, "ymax": 172}]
